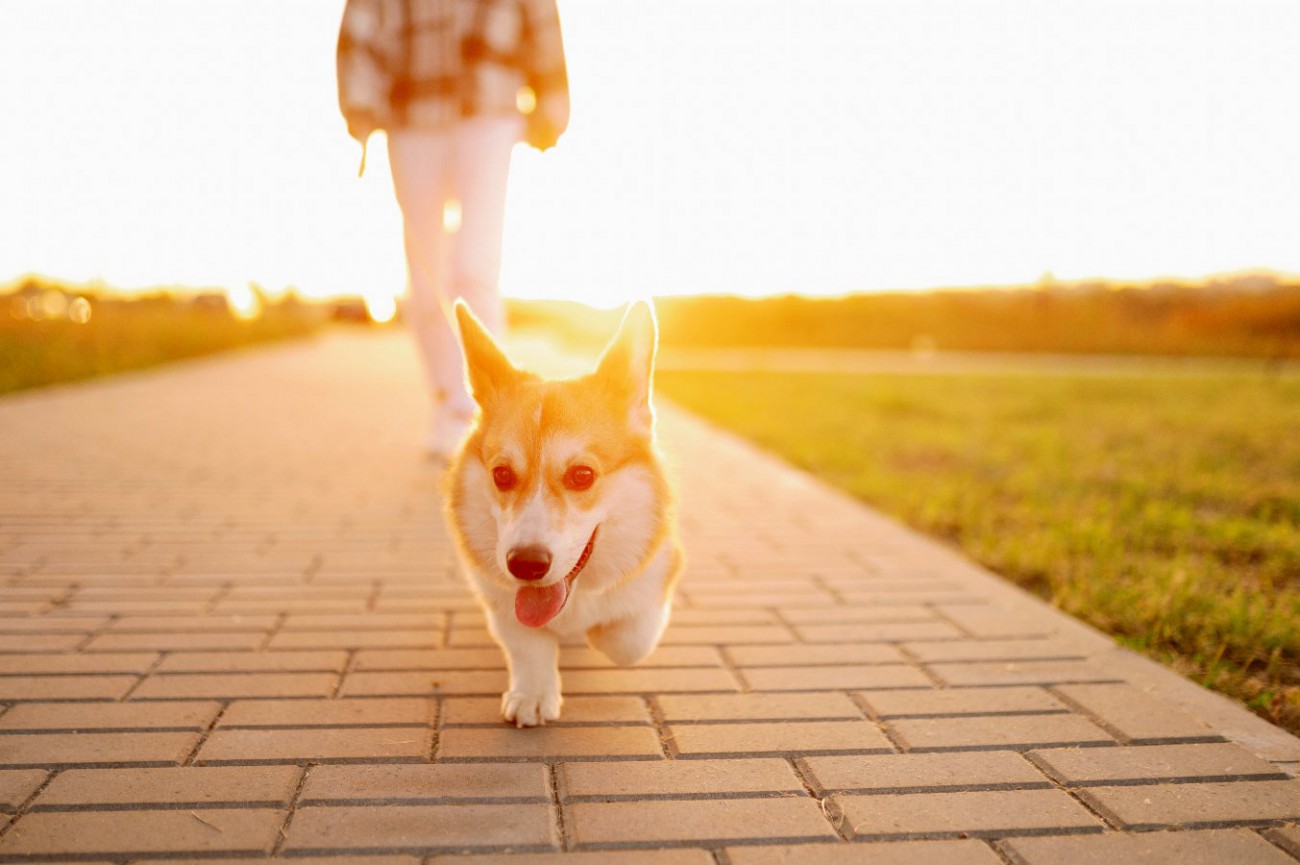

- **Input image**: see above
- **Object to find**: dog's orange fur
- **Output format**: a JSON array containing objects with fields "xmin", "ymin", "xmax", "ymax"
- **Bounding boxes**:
[{"xmin": 443, "ymin": 300, "xmax": 682, "ymax": 726}]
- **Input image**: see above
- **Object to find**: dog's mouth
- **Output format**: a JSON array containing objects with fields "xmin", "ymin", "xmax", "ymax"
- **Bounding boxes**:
[{"xmin": 513, "ymin": 527, "xmax": 598, "ymax": 628}]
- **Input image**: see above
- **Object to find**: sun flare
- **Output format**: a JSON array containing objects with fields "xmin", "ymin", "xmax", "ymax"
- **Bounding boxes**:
[{"xmin": 363, "ymin": 292, "xmax": 398, "ymax": 323}]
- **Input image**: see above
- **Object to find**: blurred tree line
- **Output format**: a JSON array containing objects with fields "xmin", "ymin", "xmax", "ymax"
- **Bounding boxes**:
[{"xmin": 510, "ymin": 275, "xmax": 1300, "ymax": 359}]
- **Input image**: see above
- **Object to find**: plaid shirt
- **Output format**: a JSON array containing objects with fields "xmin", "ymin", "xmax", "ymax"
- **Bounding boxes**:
[{"xmin": 337, "ymin": 0, "xmax": 568, "ymax": 140}]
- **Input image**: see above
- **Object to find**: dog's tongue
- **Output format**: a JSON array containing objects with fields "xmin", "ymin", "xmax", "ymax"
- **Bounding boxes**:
[{"xmin": 515, "ymin": 580, "xmax": 568, "ymax": 628}]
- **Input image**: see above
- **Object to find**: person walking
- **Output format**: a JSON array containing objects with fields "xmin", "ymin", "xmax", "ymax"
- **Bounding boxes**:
[{"xmin": 337, "ymin": 0, "xmax": 569, "ymax": 457}]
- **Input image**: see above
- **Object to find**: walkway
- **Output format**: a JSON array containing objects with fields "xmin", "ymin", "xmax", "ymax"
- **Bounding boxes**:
[{"xmin": 0, "ymin": 331, "xmax": 1297, "ymax": 863}]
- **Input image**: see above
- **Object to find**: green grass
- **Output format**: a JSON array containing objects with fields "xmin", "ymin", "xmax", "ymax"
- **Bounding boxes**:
[
  {"xmin": 0, "ymin": 296, "xmax": 325, "ymax": 395},
  {"xmin": 656, "ymin": 366, "xmax": 1300, "ymax": 733},
  {"xmin": 510, "ymin": 278, "xmax": 1300, "ymax": 358}
]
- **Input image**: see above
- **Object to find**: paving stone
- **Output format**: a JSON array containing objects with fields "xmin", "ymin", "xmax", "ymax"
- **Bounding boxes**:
[
  {"xmin": 561, "ymin": 668, "xmax": 741, "ymax": 694},
  {"xmin": 561, "ymin": 757, "xmax": 803, "ymax": 799},
  {"xmin": 85, "ymin": 631, "xmax": 268, "ymax": 651},
  {"xmin": 224, "ymin": 588, "xmax": 370, "ymax": 603},
  {"xmin": 834, "ymin": 788, "xmax": 1103, "ymax": 840},
  {"xmin": 354, "ymin": 668, "xmax": 738, "ymax": 697},
  {"xmin": 658, "ymin": 625, "xmax": 794, "ymax": 645},
  {"xmin": 0, "ymin": 809, "xmax": 286, "ymax": 856},
  {"xmin": 0, "ymin": 768, "xmax": 46, "ymax": 809},
  {"xmin": 726, "ymin": 644, "xmax": 907, "ymax": 666},
  {"xmin": 903, "ymin": 639, "xmax": 1086, "ymax": 663},
  {"xmin": 0, "ymin": 602, "xmax": 54, "ymax": 615},
  {"xmin": 727, "ymin": 839, "xmax": 1005, "ymax": 865},
  {"xmin": 860, "ymin": 687, "xmax": 1070, "ymax": 719},
  {"xmin": 840, "ymin": 591, "xmax": 985, "ymax": 606},
  {"xmin": 1028, "ymin": 742, "xmax": 1287, "ymax": 786},
  {"xmin": 1265, "ymin": 826, "xmax": 1300, "ymax": 858},
  {"xmin": 0, "ymin": 616, "xmax": 107, "ymax": 633},
  {"xmin": 560, "ymin": 645, "xmax": 723, "ymax": 668},
  {"xmin": 937, "ymin": 606, "xmax": 1058, "ymax": 638},
  {"xmin": 157, "ymin": 650, "xmax": 350, "ymax": 672},
  {"xmin": 219, "ymin": 698, "xmax": 435, "ymax": 728},
  {"xmin": 778, "ymin": 606, "xmax": 936, "ymax": 624},
  {"xmin": 1001, "ymin": 828, "xmax": 1298, "ymax": 865},
  {"xmin": 928, "ymin": 661, "xmax": 1121, "ymax": 687},
  {"xmin": 301, "ymin": 763, "xmax": 549, "ymax": 803},
  {"xmin": 107, "ymin": 614, "xmax": 279, "ymax": 632},
  {"xmin": 437, "ymin": 726, "xmax": 663, "ymax": 760},
  {"xmin": 656, "ymin": 692, "xmax": 862, "ymax": 722},
  {"xmin": 221, "ymin": 601, "xmax": 379, "ymax": 616},
  {"xmin": 0, "ymin": 701, "xmax": 221, "ymax": 731},
  {"xmin": 0, "ymin": 732, "xmax": 199, "ymax": 767},
  {"xmin": 802, "ymin": 751, "xmax": 1050, "ymax": 794},
  {"xmin": 268, "ymin": 630, "xmax": 442, "ymax": 649},
  {"xmin": 282, "ymin": 614, "xmax": 444, "ymax": 631},
  {"xmin": 567, "ymin": 797, "xmax": 837, "ymax": 846},
  {"xmin": 1077, "ymin": 779, "xmax": 1300, "ymax": 829},
  {"xmin": 65, "ymin": 601, "xmax": 210, "ymax": 615},
  {"xmin": 443, "ymin": 696, "xmax": 651, "ymax": 726},
  {"xmin": 684, "ymin": 590, "xmax": 838, "ymax": 608},
  {"xmin": 283, "ymin": 804, "xmax": 555, "ymax": 852},
  {"xmin": 0, "ymin": 633, "xmax": 86, "ymax": 652},
  {"xmin": 0, "ymin": 675, "xmax": 137, "ymax": 701},
  {"xmin": 887, "ymin": 714, "xmax": 1115, "ymax": 751},
  {"xmin": 197, "ymin": 727, "xmax": 432, "ymax": 764},
  {"xmin": 342, "ymin": 670, "xmax": 504, "ymax": 697},
  {"xmin": 444, "ymin": 627, "xmax": 502, "ymax": 647},
  {"xmin": 670, "ymin": 609, "xmax": 779, "ymax": 625},
  {"xmin": 741, "ymin": 664, "xmax": 931, "ymax": 691},
  {"xmin": 131, "ymin": 672, "xmax": 338, "ymax": 699},
  {"xmin": 32, "ymin": 766, "xmax": 301, "ymax": 808},
  {"xmin": 1052, "ymin": 683, "xmax": 1219, "ymax": 743},
  {"xmin": 683, "ymin": 580, "xmax": 813, "ymax": 594},
  {"xmin": 370, "ymin": 599, "xmax": 453, "ymax": 615},
  {"xmin": 0, "ymin": 652, "xmax": 157, "ymax": 674},
  {"xmin": 429, "ymin": 853, "xmax": 713, "ymax": 865},
  {"xmin": 795, "ymin": 622, "xmax": 965, "ymax": 643},
  {"xmin": 353, "ymin": 648, "xmax": 504, "ymax": 671},
  {"xmin": 669, "ymin": 720, "xmax": 893, "ymax": 756},
  {"xmin": 72, "ymin": 587, "xmax": 214, "ymax": 601},
  {"xmin": 156, "ymin": 859, "xmax": 419, "ymax": 865}
]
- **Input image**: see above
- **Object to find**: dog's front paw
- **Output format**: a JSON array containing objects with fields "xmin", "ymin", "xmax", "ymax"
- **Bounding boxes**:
[{"xmin": 501, "ymin": 690, "xmax": 562, "ymax": 728}]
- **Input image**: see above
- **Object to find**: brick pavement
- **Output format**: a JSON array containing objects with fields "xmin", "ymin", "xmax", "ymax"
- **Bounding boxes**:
[{"xmin": 0, "ymin": 331, "xmax": 1297, "ymax": 863}]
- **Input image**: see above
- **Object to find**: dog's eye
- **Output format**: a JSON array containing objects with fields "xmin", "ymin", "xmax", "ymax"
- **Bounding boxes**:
[
  {"xmin": 492, "ymin": 465, "xmax": 518, "ymax": 491},
  {"xmin": 564, "ymin": 465, "xmax": 595, "ymax": 491}
]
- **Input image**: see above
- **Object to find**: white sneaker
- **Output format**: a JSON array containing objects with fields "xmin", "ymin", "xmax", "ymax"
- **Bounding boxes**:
[{"xmin": 424, "ymin": 409, "xmax": 472, "ymax": 461}]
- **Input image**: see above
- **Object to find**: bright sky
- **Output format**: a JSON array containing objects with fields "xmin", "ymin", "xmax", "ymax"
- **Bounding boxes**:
[{"xmin": 1, "ymin": 0, "xmax": 1297, "ymax": 307}]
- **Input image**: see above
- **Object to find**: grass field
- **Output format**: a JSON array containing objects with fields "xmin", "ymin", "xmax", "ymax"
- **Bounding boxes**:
[
  {"xmin": 510, "ymin": 276, "xmax": 1300, "ymax": 359},
  {"xmin": 0, "ymin": 291, "xmax": 326, "ymax": 395},
  {"xmin": 656, "ymin": 364, "xmax": 1300, "ymax": 733}
]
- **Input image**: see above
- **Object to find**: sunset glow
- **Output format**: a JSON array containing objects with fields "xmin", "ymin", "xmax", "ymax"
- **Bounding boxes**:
[
  {"xmin": 363, "ymin": 288, "xmax": 399, "ymax": 324},
  {"xmin": 1, "ymin": 0, "xmax": 1298, "ymax": 308}
]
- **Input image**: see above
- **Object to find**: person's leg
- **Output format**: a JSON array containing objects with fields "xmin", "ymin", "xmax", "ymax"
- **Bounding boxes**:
[
  {"xmin": 386, "ymin": 129, "xmax": 460, "ymax": 416},
  {"xmin": 445, "ymin": 114, "xmax": 525, "ymax": 404}
]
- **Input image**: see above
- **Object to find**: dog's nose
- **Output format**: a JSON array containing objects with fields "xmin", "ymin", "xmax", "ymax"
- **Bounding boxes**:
[{"xmin": 506, "ymin": 546, "xmax": 552, "ymax": 581}]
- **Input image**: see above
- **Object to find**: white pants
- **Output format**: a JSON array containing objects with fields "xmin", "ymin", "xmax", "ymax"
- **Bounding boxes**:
[{"xmin": 387, "ymin": 116, "xmax": 523, "ymax": 416}]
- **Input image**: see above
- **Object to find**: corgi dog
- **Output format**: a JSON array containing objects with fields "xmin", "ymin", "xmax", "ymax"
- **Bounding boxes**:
[{"xmin": 444, "ymin": 300, "xmax": 682, "ymax": 727}]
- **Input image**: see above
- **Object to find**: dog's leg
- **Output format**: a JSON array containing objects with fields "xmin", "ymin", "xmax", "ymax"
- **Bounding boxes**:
[
  {"xmin": 588, "ymin": 601, "xmax": 671, "ymax": 667},
  {"xmin": 487, "ymin": 611, "xmax": 563, "ymax": 727}
]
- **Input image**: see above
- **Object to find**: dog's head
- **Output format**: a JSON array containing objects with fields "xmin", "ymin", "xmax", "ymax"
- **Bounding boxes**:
[{"xmin": 446, "ymin": 300, "xmax": 671, "ymax": 627}]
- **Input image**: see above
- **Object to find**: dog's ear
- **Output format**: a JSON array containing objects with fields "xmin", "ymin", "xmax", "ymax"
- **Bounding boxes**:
[
  {"xmin": 454, "ymin": 300, "xmax": 518, "ymax": 407},
  {"xmin": 595, "ymin": 300, "xmax": 658, "ymax": 433}
]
